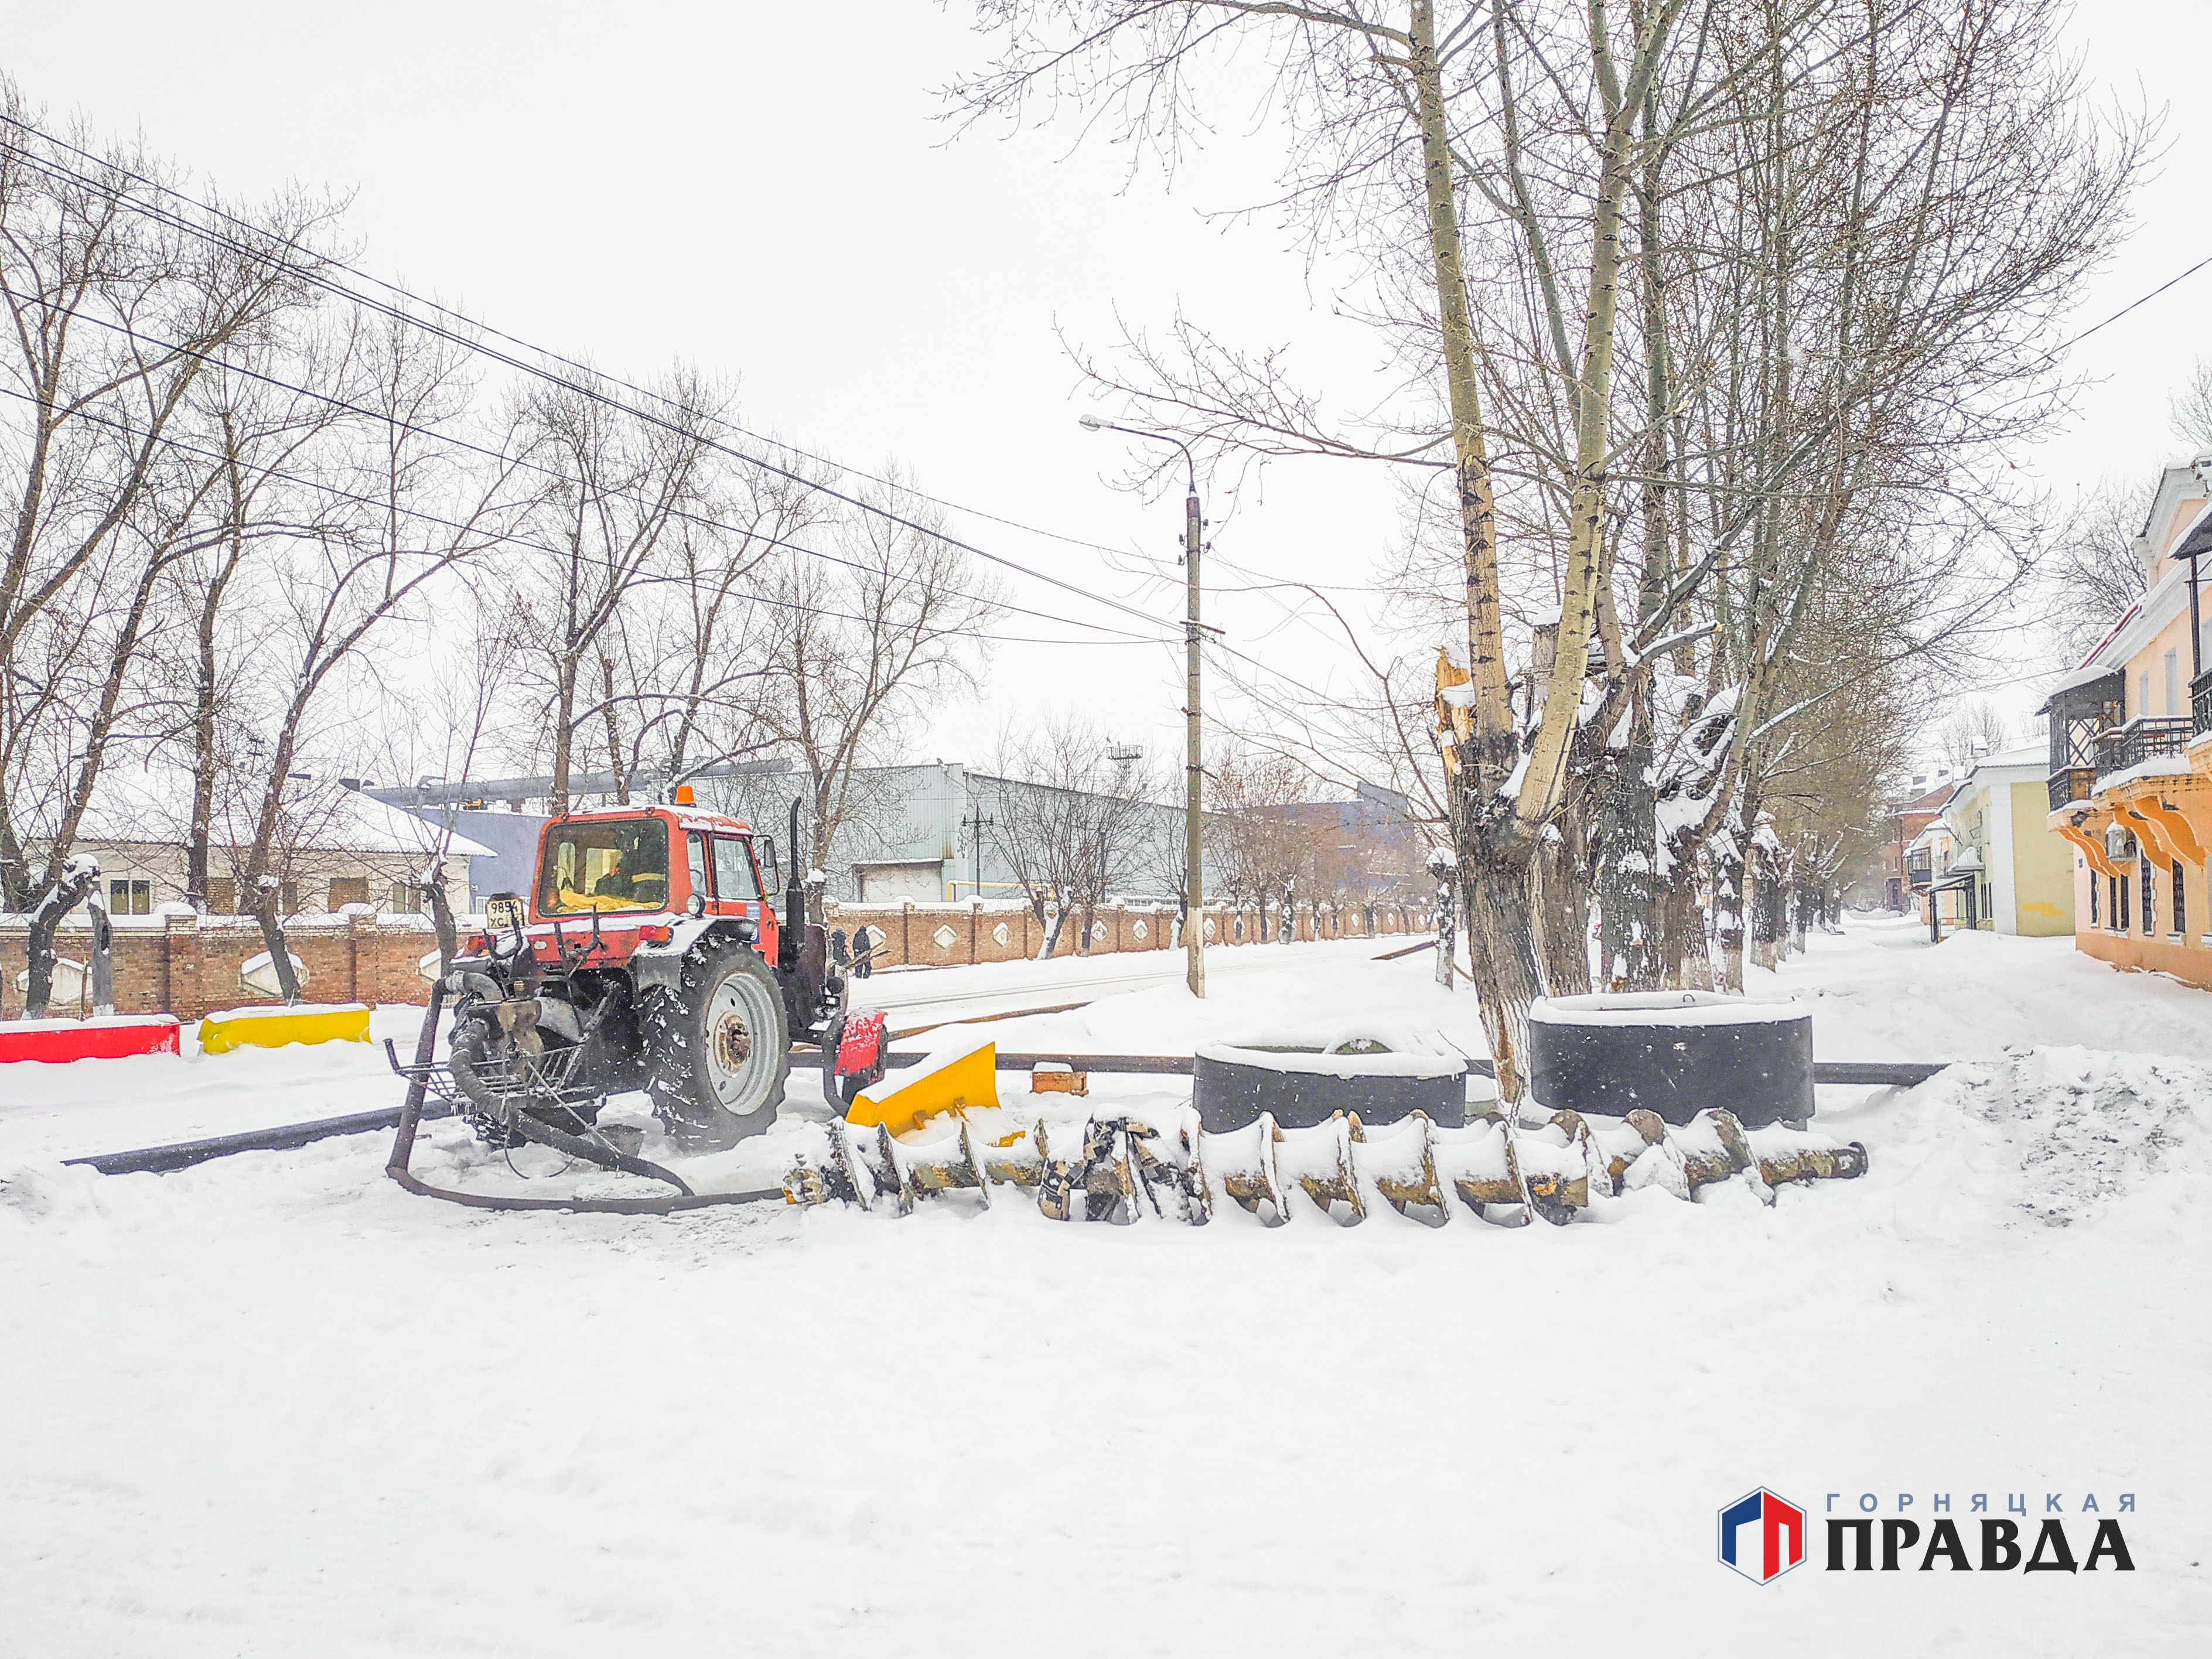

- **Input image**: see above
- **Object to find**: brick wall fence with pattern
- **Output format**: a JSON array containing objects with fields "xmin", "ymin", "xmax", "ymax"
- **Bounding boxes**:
[
  {"xmin": 0, "ymin": 900, "xmax": 1432, "ymax": 1022},
  {"xmin": 0, "ymin": 912, "xmax": 439, "ymax": 1023},
  {"xmin": 824, "ymin": 899, "xmax": 1431, "ymax": 971}
]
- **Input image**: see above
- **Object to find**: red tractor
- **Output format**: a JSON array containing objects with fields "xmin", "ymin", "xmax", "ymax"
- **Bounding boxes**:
[{"xmin": 436, "ymin": 795, "xmax": 885, "ymax": 1154}]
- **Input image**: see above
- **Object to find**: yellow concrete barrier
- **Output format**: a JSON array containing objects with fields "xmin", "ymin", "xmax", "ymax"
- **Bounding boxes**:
[
  {"xmin": 199, "ymin": 1003, "xmax": 373, "ymax": 1054},
  {"xmin": 846, "ymin": 1038, "xmax": 998, "ymax": 1134}
]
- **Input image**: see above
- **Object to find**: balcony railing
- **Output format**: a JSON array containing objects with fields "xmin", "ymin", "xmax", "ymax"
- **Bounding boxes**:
[
  {"xmin": 2047, "ymin": 767, "xmax": 2094, "ymax": 812},
  {"xmin": 1905, "ymin": 854, "xmax": 1933, "ymax": 888},
  {"xmin": 2094, "ymin": 717, "xmax": 2194, "ymax": 780},
  {"xmin": 2196, "ymin": 667, "xmax": 2212, "ymax": 738}
]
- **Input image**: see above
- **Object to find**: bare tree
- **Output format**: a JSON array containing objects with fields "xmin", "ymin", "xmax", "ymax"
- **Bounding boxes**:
[
  {"xmin": 2172, "ymin": 360, "xmax": 2212, "ymax": 453},
  {"xmin": 0, "ymin": 87, "xmax": 340, "ymax": 1011},
  {"xmin": 502, "ymin": 368, "xmax": 722, "ymax": 813},
  {"xmin": 2039, "ymin": 478, "xmax": 2149, "ymax": 663},
  {"xmin": 956, "ymin": 0, "xmax": 2138, "ymax": 1094},
  {"xmin": 987, "ymin": 716, "xmax": 1158, "ymax": 957},
  {"xmin": 1206, "ymin": 740, "xmax": 1322, "ymax": 944},
  {"xmin": 226, "ymin": 313, "xmax": 525, "ymax": 1001},
  {"xmin": 1936, "ymin": 700, "xmax": 2016, "ymax": 771},
  {"xmin": 753, "ymin": 467, "xmax": 1000, "ymax": 872},
  {"xmin": 589, "ymin": 447, "xmax": 821, "ymax": 793},
  {"xmin": 166, "ymin": 334, "xmax": 359, "ymax": 913}
]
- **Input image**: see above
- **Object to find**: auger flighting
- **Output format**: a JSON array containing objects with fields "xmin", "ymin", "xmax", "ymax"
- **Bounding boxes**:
[{"xmin": 779, "ymin": 1097, "xmax": 1869, "ymax": 1227}]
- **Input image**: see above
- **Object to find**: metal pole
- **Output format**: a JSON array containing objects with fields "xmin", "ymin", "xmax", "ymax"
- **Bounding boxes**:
[
  {"xmin": 1079, "ymin": 415, "xmax": 1206, "ymax": 997},
  {"xmin": 1185, "ymin": 466, "xmax": 1206, "ymax": 999},
  {"xmin": 2189, "ymin": 547, "xmax": 2201, "ymax": 684}
]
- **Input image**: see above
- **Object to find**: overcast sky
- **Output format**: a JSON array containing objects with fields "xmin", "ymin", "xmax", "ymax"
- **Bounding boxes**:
[{"xmin": 9, "ymin": 1, "xmax": 2206, "ymax": 773}]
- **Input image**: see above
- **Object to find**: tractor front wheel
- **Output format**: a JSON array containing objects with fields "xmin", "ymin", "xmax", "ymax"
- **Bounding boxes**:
[{"xmin": 641, "ymin": 941, "xmax": 789, "ymax": 1148}]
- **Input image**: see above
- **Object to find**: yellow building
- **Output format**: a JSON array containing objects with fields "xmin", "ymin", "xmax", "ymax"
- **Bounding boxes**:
[
  {"xmin": 1942, "ymin": 746, "xmax": 2076, "ymax": 936},
  {"xmin": 2039, "ymin": 457, "xmax": 2212, "ymax": 986}
]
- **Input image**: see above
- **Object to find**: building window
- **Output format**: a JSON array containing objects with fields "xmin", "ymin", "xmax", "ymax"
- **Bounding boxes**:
[
  {"xmin": 2116, "ymin": 871, "xmax": 2129, "ymax": 934},
  {"xmin": 2089, "ymin": 870, "xmax": 2099, "ymax": 927},
  {"xmin": 107, "ymin": 878, "xmax": 151, "ymax": 915},
  {"xmin": 2165, "ymin": 650, "xmax": 2180, "ymax": 717},
  {"xmin": 329, "ymin": 876, "xmax": 371, "ymax": 910},
  {"xmin": 2140, "ymin": 857, "xmax": 2155, "ymax": 937},
  {"xmin": 2174, "ymin": 859, "xmax": 2187, "ymax": 937},
  {"xmin": 389, "ymin": 880, "xmax": 423, "ymax": 914},
  {"xmin": 2139, "ymin": 670, "xmax": 2150, "ymax": 719}
]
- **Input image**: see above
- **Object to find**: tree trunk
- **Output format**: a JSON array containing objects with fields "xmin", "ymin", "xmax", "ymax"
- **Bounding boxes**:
[
  {"xmin": 1534, "ymin": 831, "xmax": 1592, "ymax": 996},
  {"xmin": 550, "ymin": 661, "xmax": 579, "ymax": 815},
  {"xmin": 22, "ymin": 858, "xmax": 100, "ymax": 1019},
  {"xmin": 1458, "ymin": 856, "xmax": 1545, "ymax": 1107},
  {"xmin": 1593, "ymin": 709, "xmax": 1660, "ymax": 989},
  {"xmin": 188, "ymin": 609, "xmax": 220, "ymax": 912},
  {"xmin": 254, "ymin": 882, "xmax": 303, "ymax": 1004},
  {"xmin": 1748, "ymin": 842, "xmax": 1776, "ymax": 971},
  {"xmin": 1715, "ymin": 838, "xmax": 1746, "ymax": 993},
  {"xmin": 424, "ymin": 861, "xmax": 459, "ymax": 978},
  {"xmin": 600, "ymin": 653, "xmax": 629, "ymax": 803},
  {"xmin": 87, "ymin": 885, "xmax": 114, "ymax": 1017},
  {"xmin": 1664, "ymin": 882, "xmax": 1713, "ymax": 991}
]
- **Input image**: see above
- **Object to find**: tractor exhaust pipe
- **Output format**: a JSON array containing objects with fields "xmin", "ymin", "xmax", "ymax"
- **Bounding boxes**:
[{"xmin": 781, "ymin": 796, "xmax": 805, "ymax": 975}]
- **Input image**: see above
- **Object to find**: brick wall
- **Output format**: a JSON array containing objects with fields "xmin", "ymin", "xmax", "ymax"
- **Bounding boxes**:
[
  {"xmin": 822, "ymin": 899, "xmax": 1428, "ymax": 970},
  {"xmin": 0, "ymin": 899, "xmax": 1433, "ymax": 1020},
  {"xmin": 0, "ymin": 913, "xmax": 439, "ymax": 1022}
]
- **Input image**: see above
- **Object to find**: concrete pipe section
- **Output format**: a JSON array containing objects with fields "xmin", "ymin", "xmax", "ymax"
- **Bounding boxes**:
[
  {"xmin": 1528, "ymin": 992, "xmax": 1814, "ymax": 1127},
  {"xmin": 1192, "ymin": 1025, "xmax": 1469, "ymax": 1132}
]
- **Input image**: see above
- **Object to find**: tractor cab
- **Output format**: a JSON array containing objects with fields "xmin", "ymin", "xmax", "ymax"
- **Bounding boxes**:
[{"xmin": 523, "ymin": 806, "xmax": 781, "ymax": 966}]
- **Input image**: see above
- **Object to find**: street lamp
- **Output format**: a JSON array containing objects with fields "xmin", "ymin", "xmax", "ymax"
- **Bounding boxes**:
[{"xmin": 1081, "ymin": 413, "xmax": 1206, "ymax": 999}]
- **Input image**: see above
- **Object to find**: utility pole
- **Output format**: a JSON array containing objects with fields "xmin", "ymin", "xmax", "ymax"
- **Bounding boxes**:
[
  {"xmin": 1181, "ymin": 472, "xmax": 1205, "ymax": 997},
  {"xmin": 1081, "ymin": 414, "xmax": 1206, "ymax": 996},
  {"xmin": 961, "ymin": 803, "xmax": 995, "ymax": 900}
]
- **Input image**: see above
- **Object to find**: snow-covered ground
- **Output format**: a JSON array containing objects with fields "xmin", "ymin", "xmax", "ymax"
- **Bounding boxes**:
[
  {"xmin": 3, "ymin": 915, "xmax": 2207, "ymax": 1654},
  {"xmin": 856, "ymin": 933, "xmax": 1418, "ymax": 1033}
]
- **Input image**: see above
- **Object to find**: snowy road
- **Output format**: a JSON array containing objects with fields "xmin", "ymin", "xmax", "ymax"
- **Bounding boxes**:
[
  {"xmin": 4, "ymin": 917, "xmax": 2209, "ymax": 1655},
  {"xmin": 0, "ymin": 938, "xmax": 1422, "ymax": 1166},
  {"xmin": 851, "ymin": 934, "xmax": 1419, "ymax": 1028}
]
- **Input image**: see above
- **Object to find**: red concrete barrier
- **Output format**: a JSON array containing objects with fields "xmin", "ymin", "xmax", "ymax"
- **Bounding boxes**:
[{"xmin": 0, "ymin": 1015, "xmax": 182, "ymax": 1064}]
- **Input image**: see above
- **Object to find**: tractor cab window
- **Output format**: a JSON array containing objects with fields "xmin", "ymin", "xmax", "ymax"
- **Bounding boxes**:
[
  {"xmin": 712, "ymin": 836, "xmax": 763, "ymax": 901},
  {"xmin": 686, "ymin": 832, "xmax": 709, "ymax": 902},
  {"xmin": 539, "ymin": 818, "xmax": 672, "ymax": 914}
]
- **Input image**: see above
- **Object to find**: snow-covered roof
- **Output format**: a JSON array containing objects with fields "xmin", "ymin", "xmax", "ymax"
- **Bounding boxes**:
[
  {"xmin": 303, "ymin": 793, "xmax": 497, "ymax": 858},
  {"xmin": 2040, "ymin": 660, "xmax": 2125, "ymax": 701},
  {"xmin": 70, "ymin": 782, "xmax": 494, "ymax": 860},
  {"xmin": 1951, "ymin": 744, "xmax": 2048, "ymax": 794},
  {"xmin": 2173, "ymin": 500, "xmax": 2212, "ymax": 564},
  {"xmin": 2074, "ymin": 562, "xmax": 2190, "ymax": 677}
]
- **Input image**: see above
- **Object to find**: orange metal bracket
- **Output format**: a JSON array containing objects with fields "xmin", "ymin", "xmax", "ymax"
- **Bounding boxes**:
[
  {"xmin": 2119, "ymin": 804, "xmax": 2180, "ymax": 866},
  {"xmin": 2132, "ymin": 796, "xmax": 2207, "ymax": 866}
]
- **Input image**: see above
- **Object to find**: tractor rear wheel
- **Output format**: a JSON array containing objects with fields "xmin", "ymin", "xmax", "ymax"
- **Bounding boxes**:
[{"xmin": 641, "ymin": 940, "xmax": 788, "ymax": 1148}]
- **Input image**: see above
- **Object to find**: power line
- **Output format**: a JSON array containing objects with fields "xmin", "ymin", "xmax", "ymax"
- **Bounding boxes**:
[
  {"xmin": 0, "ymin": 109, "xmax": 1150, "ymax": 563},
  {"xmin": 2040, "ymin": 252, "xmax": 2212, "ymax": 362},
  {"xmin": 0, "ymin": 383, "xmax": 1151, "ymax": 651},
  {"xmin": 0, "ymin": 284, "xmax": 1179, "ymax": 650},
  {"xmin": 0, "ymin": 121, "xmax": 1175, "ymax": 635}
]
